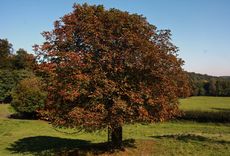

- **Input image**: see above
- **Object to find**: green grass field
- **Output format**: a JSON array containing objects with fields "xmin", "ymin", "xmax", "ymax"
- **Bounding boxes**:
[
  {"xmin": 179, "ymin": 96, "xmax": 230, "ymax": 112},
  {"xmin": 0, "ymin": 96, "xmax": 230, "ymax": 156},
  {"xmin": 179, "ymin": 96, "xmax": 230, "ymax": 122}
]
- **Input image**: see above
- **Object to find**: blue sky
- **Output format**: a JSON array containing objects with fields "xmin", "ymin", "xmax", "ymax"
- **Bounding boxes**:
[{"xmin": 0, "ymin": 0, "xmax": 230, "ymax": 76}]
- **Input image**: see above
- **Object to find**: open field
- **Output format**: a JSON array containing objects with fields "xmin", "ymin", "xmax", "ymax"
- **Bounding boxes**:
[
  {"xmin": 179, "ymin": 96, "xmax": 230, "ymax": 112},
  {"xmin": 0, "ymin": 97, "xmax": 230, "ymax": 156},
  {"xmin": 179, "ymin": 96, "xmax": 230, "ymax": 122}
]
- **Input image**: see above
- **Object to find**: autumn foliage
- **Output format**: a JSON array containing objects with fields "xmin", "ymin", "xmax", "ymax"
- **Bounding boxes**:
[{"xmin": 35, "ymin": 4, "xmax": 190, "ymax": 147}]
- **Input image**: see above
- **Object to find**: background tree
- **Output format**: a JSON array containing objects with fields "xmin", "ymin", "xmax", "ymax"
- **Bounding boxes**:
[
  {"xmin": 11, "ymin": 75, "xmax": 47, "ymax": 118},
  {"xmin": 209, "ymin": 79, "xmax": 217, "ymax": 96},
  {"xmin": 0, "ymin": 70, "xmax": 15, "ymax": 102},
  {"xmin": 36, "ymin": 4, "xmax": 190, "ymax": 148},
  {"xmin": 0, "ymin": 38, "xmax": 13, "ymax": 69},
  {"xmin": 12, "ymin": 48, "xmax": 35, "ymax": 70},
  {"xmin": 0, "ymin": 38, "xmax": 36, "ymax": 103},
  {"xmin": 187, "ymin": 72, "xmax": 230, "ymax": 96},
  {"xmin": 0, "ymin": 69, "xmax": 35, "ymax": 103}
]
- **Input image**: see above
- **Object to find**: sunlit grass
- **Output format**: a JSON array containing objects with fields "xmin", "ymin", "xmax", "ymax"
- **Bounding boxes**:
[
  {"xmin": 0, "ymin": 97, "xmax": 230, "ymax": 155},
  {"xmin": 179, "ymin": 96, "xmax": 230, "ymax": 112},
  {"xmin": 179, "ymin": 96, "xmax": 230, "ymax": 122},
  {"xmin": 0, "ymin": 104, "xmax": 11, "ymax": 118}
]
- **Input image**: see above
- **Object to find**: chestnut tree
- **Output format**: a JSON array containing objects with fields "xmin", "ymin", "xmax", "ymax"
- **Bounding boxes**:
[{"xmin": 35, "ymin": 4, "xmax": 190, "ymax": 148}]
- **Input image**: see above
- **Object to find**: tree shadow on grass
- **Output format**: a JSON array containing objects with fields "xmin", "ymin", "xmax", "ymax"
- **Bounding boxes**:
[
  {"xmin": 7, "ymin": 136, "xmax": 136, "ymax": 156},
  {"xmin": 178, "ymin": 110, "xmax": 230, "ymax": 123},
  {"xmin": 150, "ymin": 134, "xmax": 230, "ymax": 144},
  {"xmin": 9, "ymin": 112, "xmax": 39, "ymax": 120},
  {"xmin": 211, "ymin": 108, "xmax": 230, "ymax": 112}
]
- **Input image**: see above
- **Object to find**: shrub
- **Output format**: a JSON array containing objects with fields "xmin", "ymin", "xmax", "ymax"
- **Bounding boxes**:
[{"xmin": 11, "ymin": 76, "xmax": 47, "ymax": 118}]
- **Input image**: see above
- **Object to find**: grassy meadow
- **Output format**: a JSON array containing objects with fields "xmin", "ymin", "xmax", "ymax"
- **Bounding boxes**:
[
  {"xmin": 179, "ymin": 96, "xmax": 230, "ymax": 122},
  {"xmin": 179, "ymin": 96, "xmax": 230, "ymax": 112},
  {"xmin": 0, "ymin": 96, "xmax": 230, "ymax": 156}
]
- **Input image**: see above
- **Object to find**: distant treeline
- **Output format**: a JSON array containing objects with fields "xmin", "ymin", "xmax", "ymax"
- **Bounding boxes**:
[{"xmin": 187, "ymin": 72, "xmax": 230, "ymax": 96}]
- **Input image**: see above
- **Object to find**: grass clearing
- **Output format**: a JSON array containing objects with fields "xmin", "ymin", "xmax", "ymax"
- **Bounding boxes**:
[{"xmin": 0, "ymin": 97, "xmax": 230, "ymax": 155}]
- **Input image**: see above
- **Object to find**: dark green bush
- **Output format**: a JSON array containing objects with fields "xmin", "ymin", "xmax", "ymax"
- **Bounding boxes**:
[
  {"xmin": 11, "ymin": 76, "xmax": 47, "ymax": 117},
  {"xmin": 0, "ymin": 70, "xmax": 15, "ymax": 102}
]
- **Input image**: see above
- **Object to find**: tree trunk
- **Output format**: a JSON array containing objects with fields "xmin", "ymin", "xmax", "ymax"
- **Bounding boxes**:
[{"xmin": 108, "ymin": 125, "xmax": 123, "ymax": 149}]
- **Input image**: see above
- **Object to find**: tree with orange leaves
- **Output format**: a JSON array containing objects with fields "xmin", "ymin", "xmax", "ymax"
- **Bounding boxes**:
[{"xmin": 35, "ymin": 3, "xmax": 190, "ymax": 148}]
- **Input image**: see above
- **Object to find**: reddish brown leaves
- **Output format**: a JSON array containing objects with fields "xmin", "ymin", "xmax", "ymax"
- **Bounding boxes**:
[{"xmin": 36, "ymin": 4, "xmax": 190, "ymax": 131}]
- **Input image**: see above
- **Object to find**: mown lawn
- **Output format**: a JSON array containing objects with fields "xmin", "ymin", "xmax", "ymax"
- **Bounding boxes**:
[{"xmin": 0, "ymin": 97, "xmax": 230, "ymax": 156}]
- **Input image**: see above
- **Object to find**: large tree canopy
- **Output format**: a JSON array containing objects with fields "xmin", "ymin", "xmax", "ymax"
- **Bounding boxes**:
[{"xmin": 35, "ymin": 3, "xmax": 190, "ymax": 147}]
